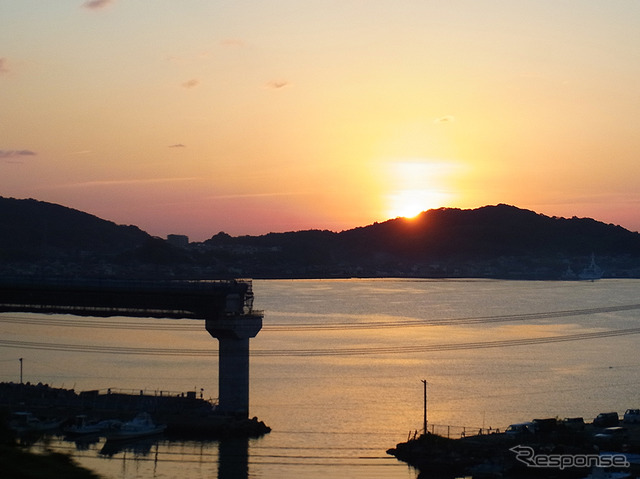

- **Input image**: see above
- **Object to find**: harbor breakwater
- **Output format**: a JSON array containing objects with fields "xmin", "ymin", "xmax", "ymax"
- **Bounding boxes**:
[
  {"xmin": 0, "ymin": 382, "xmax": 270, "ymax": 438},
  {"xmin": 387, "ymin": 419, "xmax": 640, "ymax": 478}
]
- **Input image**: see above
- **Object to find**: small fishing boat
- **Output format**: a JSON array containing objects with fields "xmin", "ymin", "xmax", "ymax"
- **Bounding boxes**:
[
  {"xmin": 9, "ymin": 411, "xmax": 63, "ymax": 434},
  {"xmin": 63, "ymin": 415, "xmax": 122, "ymax": 437},
  {"xmin": 105, "ymin": 412, "xmax": 166, "ymax": 440}
]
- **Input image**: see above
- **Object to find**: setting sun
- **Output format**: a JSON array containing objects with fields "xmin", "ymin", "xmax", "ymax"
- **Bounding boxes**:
[
  {"xmin": 388, "ymin": 189, "xmax": 441, "ymax": 219},
  {"xmin": 385, "ymin": 159, "xmax": 457, "ymax": 219}
]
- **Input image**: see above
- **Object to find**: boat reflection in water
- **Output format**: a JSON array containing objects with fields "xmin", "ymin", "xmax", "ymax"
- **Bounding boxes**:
[
  {"xmin": 94, "ymin": 412, "xmax": 248, "ymax": 479},
  {"xmin": 99, "ymin": 435, "xmax": 160, "ymax": 457},
  {"xmin": 97, "ymin": 435, "xmax": 249, "ymax": 479},
  {"xmin": 98, "ymin": 412, "xmax": 166, "ymax": 457}
]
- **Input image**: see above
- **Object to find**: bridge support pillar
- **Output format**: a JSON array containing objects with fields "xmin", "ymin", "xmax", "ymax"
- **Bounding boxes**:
[{"xmin": 206, "ymin": 316, "xmax": 262, "ymax": 418}]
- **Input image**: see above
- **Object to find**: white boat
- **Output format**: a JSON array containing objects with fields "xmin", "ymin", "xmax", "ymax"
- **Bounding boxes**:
[
  {"xmin": 561, "ymin": 254, "xmax": 603, "ymax": 281},
  {"xmin": 9, "ymin": 411, "xmax": 63, "ymax": 434},
  {"xmin": 578, "ymin": 254, "xmax": 603, "ymax": 281},
  {"xmin": 105, "ymin": 412, "xmax": 166, "ymax": 440},
  {"xmin": 63, "ymin": 415, "xmax": 122, "ymax": 437}
]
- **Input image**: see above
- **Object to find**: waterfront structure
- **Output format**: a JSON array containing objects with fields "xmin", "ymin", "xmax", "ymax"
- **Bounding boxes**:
[{"xmin": 166, "ymin": 234, "xmax": 189, "ymax": 248}]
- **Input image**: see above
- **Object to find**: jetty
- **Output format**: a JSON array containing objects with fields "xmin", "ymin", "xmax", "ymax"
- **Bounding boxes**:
[
  {"xmin": 0, "ymin": 382, "xmax": 270, "ymax": 438},
  {"xmin": 388, "ymin": 416, "xmax": 640, "ymax": 478}
]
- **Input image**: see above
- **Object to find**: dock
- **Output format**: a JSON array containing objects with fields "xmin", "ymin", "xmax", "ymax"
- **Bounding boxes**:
[{"xmin": 0, "ymin": 382, "xmax": 270, "ymax": 438}]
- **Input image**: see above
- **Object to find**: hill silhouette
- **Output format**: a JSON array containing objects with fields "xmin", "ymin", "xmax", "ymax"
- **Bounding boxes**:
[
  {"xmin": 0, "ymin": 197, "xmax": 149, "ymax": 259},
  {"xmin": 202, "ymin": 204, "xmax": 640, "ymax": 278},
  {"xmin": 338, "ymin": 205, "xmax": 640, "ymax": 259},
  {"xmin": 0, "ymin": 196, "xmax": 185, "ymax": 277},
  {"xmin": 2, "ymin": 197, "xmax": 640, "ymax": 279}
]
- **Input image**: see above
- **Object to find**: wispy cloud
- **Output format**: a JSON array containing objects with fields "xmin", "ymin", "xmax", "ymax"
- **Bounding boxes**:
[
  {"xmin": 434, "ymin": 115, "xmax": 455, "ymax": 123},
  {"xmin": 51, "ymin": 177, "xmax": 200, "ymax": 189},
  {"xmin": 0, "ymin": 58, "xmax": 8, "ymax": 75},
  {"xmin": 0, "ymin": 149, "xmax": 37, "ymax": 158},
  {"xmin": 82, "ymin": 0, "xmax": 114, "ymax": 10},
  {"xmin": 220, "ymin": 39, "xmax": 246, "ymax": 48},
  {"xmin": 266, "ymin": 80, "xmax": 290, "ymax": 90},
  {"xmin": 168, "ymin": 144, "xmax": 186, "ymax": 148},
  {"xmin": 181, "ymin": 79, "xmax": 200, "ymax": 89},
  {"xmin": 208, "ymin": 191, "xmax": 307, "ymax": 200}
]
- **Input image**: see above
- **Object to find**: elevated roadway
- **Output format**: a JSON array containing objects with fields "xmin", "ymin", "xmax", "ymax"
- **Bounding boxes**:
[{"xmin": 0, "ymin": 277, "xmax": 263, "ymax": 417}]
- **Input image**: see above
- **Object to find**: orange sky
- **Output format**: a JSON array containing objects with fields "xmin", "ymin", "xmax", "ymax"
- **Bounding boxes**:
[{"xmin": 1, "ymin": 1, "xmax": 639, "ymax": 240}]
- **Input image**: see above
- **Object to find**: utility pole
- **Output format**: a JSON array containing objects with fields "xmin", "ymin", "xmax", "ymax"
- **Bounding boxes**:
[
  {"xmin": 421, "ymin": 379, "xmax": 428, "ymax": 435},
  {"xmin": 19, "ymin": 358, "xmax": 23, "ymax": 384}
]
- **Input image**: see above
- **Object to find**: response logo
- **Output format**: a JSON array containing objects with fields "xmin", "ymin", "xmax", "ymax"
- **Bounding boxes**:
[{"xmin": 509, "ymin": 445, "xmax": 630, "ymax": 470}]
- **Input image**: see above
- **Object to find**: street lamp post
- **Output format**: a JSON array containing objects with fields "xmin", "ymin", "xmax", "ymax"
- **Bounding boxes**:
[{"xmin": 421, "ymin": 379, "xmax": 428, "ymax": 435}]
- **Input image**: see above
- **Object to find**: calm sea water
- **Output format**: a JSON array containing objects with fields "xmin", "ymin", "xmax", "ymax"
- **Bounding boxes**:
[{"xmin": 2, "ymin": 278, "xmax": 640, "ymax": 478}]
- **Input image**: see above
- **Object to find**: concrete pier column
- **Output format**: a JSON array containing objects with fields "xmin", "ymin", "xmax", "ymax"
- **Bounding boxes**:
[
  {"xmin": 218, "ymin": 337, "xmax": 250, "ymax": 416},
  {"xmin": 206, "ymin": 315, "xmax": 262, "ymax": 417}
]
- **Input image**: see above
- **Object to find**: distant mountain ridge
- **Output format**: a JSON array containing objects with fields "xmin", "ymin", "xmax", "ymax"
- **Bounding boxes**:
[
  {"xmin": 202, "ymin": 204, "xmax": 640, "ymax": 278},
  {"xmin": 338, "ymin": 204, "xmax": 640, "ymax": 258},
  {"xmin": 206, "ymin": 203, "xmax": 640, "ymax": 259},
  {"xmin": 0, "ymin": 197, "xmax": 150, "ymax": 260},
  {"xmin": 2, "ymin": 197, "xmax": 640, "ymax": 279}
]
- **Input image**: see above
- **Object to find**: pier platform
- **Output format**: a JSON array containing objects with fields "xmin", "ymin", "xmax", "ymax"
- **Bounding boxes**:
[{"xmin": 0, "ymin": 382, "xmax": 270, "ymax": 438}]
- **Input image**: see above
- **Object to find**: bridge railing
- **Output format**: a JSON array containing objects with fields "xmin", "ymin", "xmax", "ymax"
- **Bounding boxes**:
[
  {"xmin": 78, "ymin": 387, "xmax": 220, "ymax": 409},
  {"xmin": 406, "ymin": 422, "xmax": 504, "ymax": 441},
  {"xmin": 0, "ymin": 276, "xmax": 253, "ymax": 293}
]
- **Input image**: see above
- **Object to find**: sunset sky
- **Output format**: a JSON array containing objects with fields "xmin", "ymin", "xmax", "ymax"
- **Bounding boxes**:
[{"xmin": 1, "ymin": 1, "xmax": 639, "ymax": 241}]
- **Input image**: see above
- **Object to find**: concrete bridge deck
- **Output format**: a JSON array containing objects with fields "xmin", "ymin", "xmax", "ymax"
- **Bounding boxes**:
[{"xmin": 0, "ymin": 277, "xmax": 259, "ymax": 320}]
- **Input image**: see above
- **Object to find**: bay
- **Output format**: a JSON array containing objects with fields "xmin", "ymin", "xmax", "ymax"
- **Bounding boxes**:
[{"xmin": 1, "ymin": 278, "xmax": 640, "ymax": 478}]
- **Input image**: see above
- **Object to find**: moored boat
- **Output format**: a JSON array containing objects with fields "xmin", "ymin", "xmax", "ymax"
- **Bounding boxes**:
[
  {"xmin": 8, "ymin": 411, "xmax": 63, "ymax": 434},
  {"xmin": 63, "ymin": 415, "xmax": 122, "ymax": 437},
  {"xmin": 579, "ymin": 253, "xmax": 603, "ymax": 281},
  {"xmin": 561, "ymin": 254, "xmax": 604, "ymax": 281},
  {"xmin": 105, "ymin": 412, "xmax": 166, "ymax": 441}
]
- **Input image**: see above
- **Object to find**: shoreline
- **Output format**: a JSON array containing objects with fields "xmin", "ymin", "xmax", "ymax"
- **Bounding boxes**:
[{"xmin": 1, "ymin": 382, "xmax": 270, "ymax": 439}]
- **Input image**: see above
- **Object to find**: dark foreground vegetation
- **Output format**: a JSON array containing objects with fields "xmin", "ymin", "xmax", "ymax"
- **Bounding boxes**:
[
  {"xmin": 2, "ymin": 196, "xmax": 640, "ymax": 279},
  {"xmin": 0, "ymin": 414, "xmax": 100, "ymax": 479}
]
